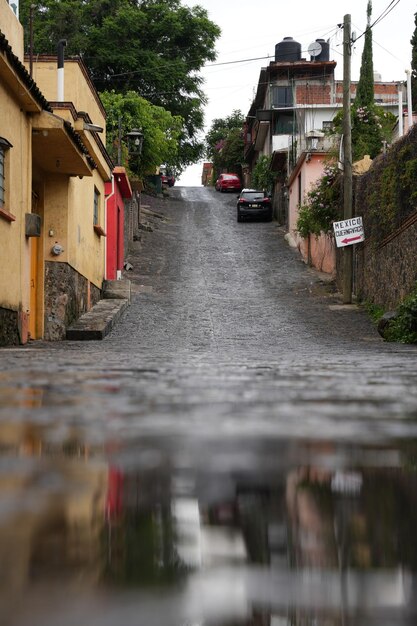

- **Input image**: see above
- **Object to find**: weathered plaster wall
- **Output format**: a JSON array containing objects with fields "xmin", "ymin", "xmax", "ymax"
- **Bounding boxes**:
[
  {"xmin": 299, "ymin": 233, "xmax": 336, "ymax": 275},
  {"xmin": 30, "ymin": 60, "xmax": 106, "ymax": 140},
  {"xmin": 0, "ymin": 7, "xmax": 32, "ymax": 345},
  {"xmin": 67, "ymin": 174, "xmax": 106, "ymax": 288},
  {"xmin": 0, "ymin": 0, "xmax": 24, "ymax": 59}
]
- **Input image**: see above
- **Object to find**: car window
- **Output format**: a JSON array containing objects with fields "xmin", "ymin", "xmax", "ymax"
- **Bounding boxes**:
[
  {"xmin": 241, "ymin": 192, "xmax": 265, "ymax": 200},
  {"xmin": 223, "ymin": 174, "xmax": 239, "ymax": 180}
]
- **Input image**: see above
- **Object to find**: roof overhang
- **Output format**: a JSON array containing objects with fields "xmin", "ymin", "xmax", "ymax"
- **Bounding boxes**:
[
  {"xmin": 0, "ymin": 50, "xmax": 43, "ymax": 113},
  {"xmin": 32, "ymin": 111, "xmax": 92, "ymax": 177},
  {"xmin": 113, "ymin": 166, "xmax": 132, "ymax": 199},
  {"xmin": 254, "ymin": 121, "xmax": 270, "ymax": 151},
  {"xmin": 74, "ymin": 117, "xmax": 113, "ymax": 181}
]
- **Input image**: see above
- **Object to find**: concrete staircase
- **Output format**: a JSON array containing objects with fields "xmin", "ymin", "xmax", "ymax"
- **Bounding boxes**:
[{"xmin": 66, "ymin": 280, "xmax": 130, "ymax": 340}]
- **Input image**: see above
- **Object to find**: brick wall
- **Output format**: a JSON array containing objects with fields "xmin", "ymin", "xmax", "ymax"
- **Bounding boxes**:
[
  {"xmin": 335, "ymin": 82, "xmax": 399, "ymax": 104},
  {"xmin": 296, "ymin": 83, "xmax": 332, "ymax": 105}
]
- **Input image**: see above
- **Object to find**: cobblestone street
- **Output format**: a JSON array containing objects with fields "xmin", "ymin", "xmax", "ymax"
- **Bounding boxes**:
[{"xmin": 1, "ymin": 186, "xmax": 417, "ymax": 626}]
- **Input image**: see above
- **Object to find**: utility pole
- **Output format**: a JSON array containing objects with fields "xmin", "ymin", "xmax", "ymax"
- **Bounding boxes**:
[
  {"xmin": 342, "ymin": 14, "xmax": 353, "ymax": 304},
  {"xmin": 405, "ymin": 69, "xmax": 413, "ymax": 131},
  {"xmin": 117, "ymin": 117, "xmax": 122, "ymax": 166},
  {"xmin": 29, "ymin": 4, "xmax": 35, "ymax": 77}
]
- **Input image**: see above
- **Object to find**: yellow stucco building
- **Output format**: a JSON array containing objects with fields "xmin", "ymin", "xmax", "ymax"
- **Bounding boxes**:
[{"xmin": 0, "ymin": 0, "xmax": 113, "ymax": 344}]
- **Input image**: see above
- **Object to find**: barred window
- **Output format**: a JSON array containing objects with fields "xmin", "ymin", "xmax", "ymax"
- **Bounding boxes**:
[
  {"xmin": 93, "ymin": 187, "xmax": 100, "ymax": 225},
  {"xmin": 271, "ymin": 86, "xmax": 293, "ymax": 108},
  {"xmin": 274, "ymin": 113, "xmax": 295, "ymax": 135},
  {"xmin": 0, "ymin": 137, "xmax": 12, "ymax": 208},
  {"xmin": 0, "ymin": 148, "xmax": 4, "ymax": 206}
]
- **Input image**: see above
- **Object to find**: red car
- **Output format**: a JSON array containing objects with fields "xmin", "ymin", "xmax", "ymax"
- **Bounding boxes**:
[
  {"xmin": 160, "ymin": 167, "xmax": 175, "ymax": 187},
  {"xmin": 215, "ymin": 173, "xmax": 241, "ymax": 192}
]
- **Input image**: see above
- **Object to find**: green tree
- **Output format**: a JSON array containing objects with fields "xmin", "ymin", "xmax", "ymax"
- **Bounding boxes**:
[
  {"xmin": 411, "ymin": 12, "xmax": 417, "ymax": 113},
  {"xmin": 100, "ymin": 90, "xmax": 182, "ymax": 177},
  {"xmin": 355, "ymin": 1, "xmax": 374, "ymax": 109},
  {"xmin": 251, "ymin": 155, "xmax": 275, "ymax": 192},
  {"xmin": 350, "ymin": 1, "xmax": 384, "ymax": 160},
  {"xmin": 205, "ymin": 111, "xmax": 245, "ymax": 176},
  {"xmin": 20, "ymin": 0, "xmax": 221, "ymax": 168},
  {"xmin": 331, "ymin": 1, "xmax": 396, "ymax": 161}
]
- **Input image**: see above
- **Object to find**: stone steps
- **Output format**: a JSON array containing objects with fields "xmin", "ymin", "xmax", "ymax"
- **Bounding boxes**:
[{"xmin": 66, "ymin": 298, "xmax": 129, "ymax": 340}]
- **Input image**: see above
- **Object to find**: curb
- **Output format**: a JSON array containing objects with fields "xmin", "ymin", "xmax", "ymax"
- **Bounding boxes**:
[{"xmin": 66, "ymin": 299, "xmax": 129, "ymax": 340}]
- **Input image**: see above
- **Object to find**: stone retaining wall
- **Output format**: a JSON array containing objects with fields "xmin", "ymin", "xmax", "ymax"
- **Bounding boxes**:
[
  {"xmin": 351, "ymin": 126, "xmax": 417, "ymax": 309},
  {"xmin": 44, "ymin": 262, "xmax": 101, "ymax": 341},
  {"xmin": 355, "ymin": 214, "xmax": 417, "ymax": 309},
  {"xmin": 0, "ymin": 307, "xmax": 20, "ymax": 346}
]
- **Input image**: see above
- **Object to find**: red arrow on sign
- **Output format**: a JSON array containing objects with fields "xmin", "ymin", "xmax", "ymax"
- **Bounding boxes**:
[{"xmin": 341, "ymin": 235, "xmax": 362, "ymax": 244}]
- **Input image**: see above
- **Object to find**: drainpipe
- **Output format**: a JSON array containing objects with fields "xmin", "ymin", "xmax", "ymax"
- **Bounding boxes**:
[
  {"xmin": 398, "ymin": 84, "xmax": 403, "ymax": 137},
  {"xmin": 405, "ymin": 70, "xmax": 413, "ymax": 131},
  {"xmin": 57, "ymin": 39, "xmax": 67, "ymax": 102},
  {"xmin": 105, "ymin": 175, "xmax": 115, "ymax": 280}
]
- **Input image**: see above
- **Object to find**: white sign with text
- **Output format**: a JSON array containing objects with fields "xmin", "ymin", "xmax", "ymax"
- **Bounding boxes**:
[{"xmin": 333, "ymin": 217, "xmax": 365, "ymax": 248}]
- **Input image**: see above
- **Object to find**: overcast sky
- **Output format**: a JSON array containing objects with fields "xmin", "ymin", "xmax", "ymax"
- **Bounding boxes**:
[{"xmin": 178, "ymin": 0, "xmax": 416, "ymax": 185}]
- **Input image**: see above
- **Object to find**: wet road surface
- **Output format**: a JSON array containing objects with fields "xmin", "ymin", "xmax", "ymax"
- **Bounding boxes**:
[{"xmin": 1, "ymin": 186, "xmax": 417, "ymax": 626}]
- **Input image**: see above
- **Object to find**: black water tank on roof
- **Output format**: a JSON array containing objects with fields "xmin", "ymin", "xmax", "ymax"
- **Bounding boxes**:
[
  {"xmin": 275, "ymin": 37, "xmax": 301, "ymax": 62},
  {"xmin": 315, "ymin": 38, "xmax": 330, "ymax": 62}
]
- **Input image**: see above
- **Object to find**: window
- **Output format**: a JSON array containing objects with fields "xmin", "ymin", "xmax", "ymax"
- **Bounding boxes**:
[
  {"xmin": 322, "ymin": 121, "xmax": 333, "ymax": 131},
  {"xmin": 274, "ymin": 113, "xmax": 295, "ymax": 135},
  {"xmin": 271, "ymin": 86, "xmax": 293, "ymax": 109},
  {"xmin": 93, "ymin": 187, "xmax": 100, "ymax": 225},
  {"xmin": 0, "ymin": 137, "xmax": 14, "ymax": 222},
  {"xmin": 93, "ymin": 187, "xmax": 106, "ymax": 237},
  {"xmin": 0, "ymin": 137, "xmax": 13, "ymax": 206}
]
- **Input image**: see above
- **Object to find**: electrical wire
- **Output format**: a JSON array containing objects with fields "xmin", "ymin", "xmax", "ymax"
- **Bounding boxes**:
[
  {"xmin": 353, "ymin": 0, "xmax": 402, "ymax": 43},
  {"xmin": 88, "ymin": 26, "xmax": 343, "ymax": 81}
]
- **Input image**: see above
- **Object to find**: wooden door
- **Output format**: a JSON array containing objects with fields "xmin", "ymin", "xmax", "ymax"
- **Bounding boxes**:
[{"xmin": 29, "ymin": 235, "xmax": 38, "ymax": 339}]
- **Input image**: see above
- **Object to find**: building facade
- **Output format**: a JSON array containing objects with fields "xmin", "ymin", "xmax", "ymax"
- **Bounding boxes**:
[
  {"xmin": 0, "ymin": 1, "xmax": 94, "ymax": 344},
  {"xmin": 244, "ymin": 36, "xmax": 404, "ymax": 274},
  {"xmin": 0, "ymin": 0, "xmax": 125, "ymax": 344}
]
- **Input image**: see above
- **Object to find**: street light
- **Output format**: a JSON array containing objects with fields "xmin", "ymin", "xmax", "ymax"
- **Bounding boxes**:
[
  {"xmin": 126, "ymin": 128, "xmax": 144, "ymax": 177},
  {"xmin": 126, "ymin": 128, "xmax": 144, "ymax": 156}
]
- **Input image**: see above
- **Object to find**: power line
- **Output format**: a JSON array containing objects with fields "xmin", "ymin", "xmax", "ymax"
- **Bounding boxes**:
[
  {"xmin": 205, "ymin": 54, "xmax": 272, "ymax": 68},
  {"xmin": 91, "ymin": 26, "xmax": 343, "ymax": 80},
  {"xmin": 353, "ymin": 0, "xmax": 402, "ymax": 43}
]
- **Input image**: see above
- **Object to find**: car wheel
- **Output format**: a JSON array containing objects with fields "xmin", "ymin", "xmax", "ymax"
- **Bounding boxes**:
[
  {"xmin": 220, "ymin": 187, "xmax": 224, "ymax": 193},
  {"xmin": 237, "ymin": 210, "xmax": 242, "ymax": 222},
  {"xmin": 266, "ymin": 211, "xmax": 273, "ymax": 222}
]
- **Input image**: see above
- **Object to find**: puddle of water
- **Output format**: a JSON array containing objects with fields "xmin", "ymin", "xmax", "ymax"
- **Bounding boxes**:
[{"xmin": 1, "ymin": 434, "xmax": 417, "ymax": 625}]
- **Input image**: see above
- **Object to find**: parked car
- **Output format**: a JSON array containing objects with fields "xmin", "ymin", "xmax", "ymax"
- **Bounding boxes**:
[
  {"xmin": 236, "ymin": 189, "xmax": 273, "ymax": 222},
  {"xmin": 160, "ymin": 167, "xmax": 175, "ymax": 187},
  {"xmin": 215, "ymin": 173, "xmax": 241, "ymax": 192}
]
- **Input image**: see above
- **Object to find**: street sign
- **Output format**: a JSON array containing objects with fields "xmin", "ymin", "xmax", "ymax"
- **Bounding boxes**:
[{"xmin": 333, "ymin": 216, "xmax": 365, "ymax": 248}]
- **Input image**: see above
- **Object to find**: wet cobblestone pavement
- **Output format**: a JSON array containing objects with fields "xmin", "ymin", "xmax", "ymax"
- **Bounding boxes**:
[{"xmin": 1, "ymin": 187, "xmax": 417, "ymax": 626}]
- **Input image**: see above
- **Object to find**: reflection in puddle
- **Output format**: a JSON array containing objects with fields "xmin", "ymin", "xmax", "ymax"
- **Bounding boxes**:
[{"xmin": 1, "ymin": 434, "xmax": 417, "ymax": 625}]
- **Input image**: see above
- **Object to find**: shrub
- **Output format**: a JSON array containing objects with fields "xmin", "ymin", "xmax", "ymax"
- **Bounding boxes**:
[
  {"xmin": 384, "ymin": 285, "xmax": 417, "ymax": 344},
  {"xmin": 296, "ymin": 163, "xmax": 342, "ymax": 238},
  {"xmin": 252, "ymin": 155, "xmax": 275, "ymax": 192}
]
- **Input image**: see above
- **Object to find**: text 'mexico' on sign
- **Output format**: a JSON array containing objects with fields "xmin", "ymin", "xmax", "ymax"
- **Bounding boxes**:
[{"xmin": 333, "ymin": 217, "xmax": 365, "ymax": 248}]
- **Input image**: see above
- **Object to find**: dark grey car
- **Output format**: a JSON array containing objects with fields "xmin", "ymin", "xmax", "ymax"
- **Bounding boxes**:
[{"xmin": 237, "ymin": 189, "xmax": 273, "ymax": 222}]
